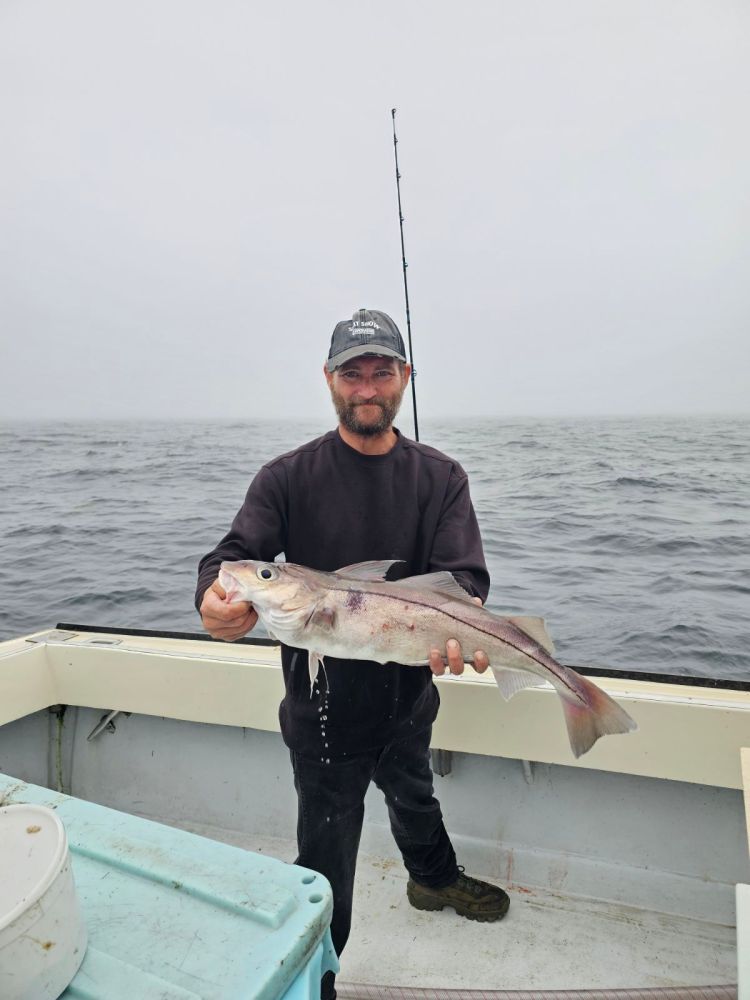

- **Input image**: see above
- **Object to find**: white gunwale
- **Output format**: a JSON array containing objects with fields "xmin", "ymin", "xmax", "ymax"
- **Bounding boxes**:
[{"xmin": 1, "ymin": 627, "xmax": 749, "ymax": 789}]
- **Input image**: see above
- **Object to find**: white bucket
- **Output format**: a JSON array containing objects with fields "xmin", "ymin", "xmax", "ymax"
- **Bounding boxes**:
[{"xmin": 0, "ymin": 804, "xmax": 87, "ymax": 1000}]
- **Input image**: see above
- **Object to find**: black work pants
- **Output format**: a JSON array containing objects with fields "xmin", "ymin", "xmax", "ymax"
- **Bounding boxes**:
[{"xmin": 290, "ymin": 726, "xmax": 458, "ymax": 1000}]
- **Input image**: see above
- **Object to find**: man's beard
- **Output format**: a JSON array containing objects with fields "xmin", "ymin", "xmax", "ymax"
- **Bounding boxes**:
[{"xmin": 330, "ymin": 387, "xmax": 404, "ymax": 437}]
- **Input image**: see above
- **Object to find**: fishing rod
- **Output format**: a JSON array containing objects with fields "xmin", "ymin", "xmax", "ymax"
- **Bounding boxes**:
[{"xmin": 391, "ymin": 108, "xmax": 420, "ymax": 442}]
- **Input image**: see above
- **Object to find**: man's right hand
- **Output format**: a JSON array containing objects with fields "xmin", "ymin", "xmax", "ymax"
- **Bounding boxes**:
[{"xmin": 200, "ymin": 579, "xmax": 258, "ymax": 641}]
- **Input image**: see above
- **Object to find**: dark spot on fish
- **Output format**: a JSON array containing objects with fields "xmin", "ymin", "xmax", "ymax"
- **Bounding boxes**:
[
  {"xmin": 41, "ymin": 941, "xmax": 55, "ymax": 951},
  {"xmin": 407, "ymin": 624, "xmax": 415, "ymax": 631},
  {"xmin": 345, "ymin": 590, "xmax": 365, "ymax": 612}
]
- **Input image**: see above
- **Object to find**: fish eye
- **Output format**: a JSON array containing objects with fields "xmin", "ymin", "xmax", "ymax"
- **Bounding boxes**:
[{"xmin": 257, "ymin": 566, "xmax": 276, "ymax": 581}]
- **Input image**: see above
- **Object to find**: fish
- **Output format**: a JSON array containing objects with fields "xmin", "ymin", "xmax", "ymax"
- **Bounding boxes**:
[{"xmin": 218, "ymin": 558, "xmax": 637, "ymax": 758}]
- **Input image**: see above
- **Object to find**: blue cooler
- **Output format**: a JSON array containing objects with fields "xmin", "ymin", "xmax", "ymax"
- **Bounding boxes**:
[{"xmin": 0, "ymin": 774, "xmax": 338, "ymax": 999}]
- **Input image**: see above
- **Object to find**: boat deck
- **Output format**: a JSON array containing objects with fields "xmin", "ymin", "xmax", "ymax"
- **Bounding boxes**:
[
  {"xmin": 1, "ymin": 629, "xmax": 746, "ymax": 993},
  {"xmin": 174, "ymin": 821, "xmax": 737, "ymax": 992}
]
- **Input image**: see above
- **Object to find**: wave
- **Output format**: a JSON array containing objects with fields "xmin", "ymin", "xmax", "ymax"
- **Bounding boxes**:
[
  {"xmin": 613, "ymin": 476, "xmax": 664, "ymax": 489},
  {"xmin": 40, "ymin": 467, "xmax": 129, "ymax": 479},
  {"xmin": 6, "ymin": 524, "xmax": 69, "ymax": 537},
  {"xmin": 56, "ymin": 587, "xmax": 160, "ymax": 608}
]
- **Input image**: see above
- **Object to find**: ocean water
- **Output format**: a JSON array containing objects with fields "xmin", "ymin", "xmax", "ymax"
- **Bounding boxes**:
[{"xmin": 1, "ymin": 416, "xmax": 748, "ymax": 680}]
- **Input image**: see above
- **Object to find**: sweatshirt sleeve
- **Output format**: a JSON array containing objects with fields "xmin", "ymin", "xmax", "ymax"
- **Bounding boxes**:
[
  {"xmin": 194, "ymin": 464, "xmax": 288, "ymax": 611},
  {"xmin": 429, "ymin": 467, "xmax": 490, "ymax": 603}
]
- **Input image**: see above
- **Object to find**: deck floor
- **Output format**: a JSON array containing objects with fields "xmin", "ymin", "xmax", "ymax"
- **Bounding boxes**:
[{"xmin": 172, "ymin": 820, "xmax": 737, "ymax": 991}]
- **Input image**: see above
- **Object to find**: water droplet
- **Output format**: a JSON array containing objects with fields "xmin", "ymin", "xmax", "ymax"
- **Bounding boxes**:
[
  {"xmin": 320, "ymin": 757, "xmax": 324, "ymax": 762},
  {"xmin": 325, "ymin": 743, "xmax": 328, "ymax": 748},
  {"xmin": 322, "ymin": 715, "xmax": 327, "ymax": 721},
  {"xmin": 325, "ymin": 758, "xmax": 330, "ymax": 764}
]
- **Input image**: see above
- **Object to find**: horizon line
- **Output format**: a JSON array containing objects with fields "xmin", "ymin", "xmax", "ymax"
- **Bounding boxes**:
[{"xmin": 2, "ymin": 411, "xmax": 749, "ymax": 423}]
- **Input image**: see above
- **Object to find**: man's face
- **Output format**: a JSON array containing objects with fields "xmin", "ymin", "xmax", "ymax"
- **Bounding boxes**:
[{"xmin": 325, "ymin": 355, "xmax": 411, "ymax": 436}]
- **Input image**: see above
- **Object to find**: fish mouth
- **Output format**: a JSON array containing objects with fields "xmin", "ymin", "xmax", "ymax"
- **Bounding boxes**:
[{"xmin": 218, "ymin": 565, "xmax": 244, "ymax": 603}]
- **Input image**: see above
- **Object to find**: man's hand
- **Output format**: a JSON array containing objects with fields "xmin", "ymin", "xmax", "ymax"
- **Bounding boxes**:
[
  {"xmin": 200, "ymin": 579, "xmax": 258, "ymax": 641},
  {"xmin": 428, "ymin": 596, "xmax": 490, "ymax": 676}
]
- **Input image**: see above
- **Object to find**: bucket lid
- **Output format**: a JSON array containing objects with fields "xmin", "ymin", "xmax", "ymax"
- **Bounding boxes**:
[{"xmin": 0, "ymin": 804, "xmax": 68, "ymax": 931}]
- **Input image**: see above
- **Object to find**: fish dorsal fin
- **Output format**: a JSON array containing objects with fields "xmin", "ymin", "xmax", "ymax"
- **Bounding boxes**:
[
  {"xmin": 397, "ymin": 572, "xmax": 477, "ymax": 604},
  {"xmin": 506, "ymin": 615, "xmax": 555, "ymax": 655},
  {"xmin": 335, "ymin": 559, "xmax": 404, "ymax": 581},
  {"xmin": 490, "ymin": 666, "xmax": 551, "ymax": 702}
]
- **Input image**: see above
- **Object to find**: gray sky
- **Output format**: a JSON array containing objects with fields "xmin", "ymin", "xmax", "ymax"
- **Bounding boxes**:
[{"xmin": 2, "ymin": 0, "xmax": 748, "ymax": 421}]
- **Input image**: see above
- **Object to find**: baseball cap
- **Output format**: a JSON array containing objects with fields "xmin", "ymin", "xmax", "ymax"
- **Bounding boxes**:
[{"xmin": 326, "ymin": 309, "xmax": 407, "ymax": 372}]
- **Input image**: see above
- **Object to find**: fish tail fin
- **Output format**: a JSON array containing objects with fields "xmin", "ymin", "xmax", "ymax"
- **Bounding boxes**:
[{"xmin": 561, "ymin": 673, "xmax": 637, "ymax": 758}]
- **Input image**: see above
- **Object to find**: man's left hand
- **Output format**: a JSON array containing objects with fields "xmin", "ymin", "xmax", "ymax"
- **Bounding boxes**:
[{"xmin": 428, "ymin": 597, "xmax": 490, "ymax": 676}]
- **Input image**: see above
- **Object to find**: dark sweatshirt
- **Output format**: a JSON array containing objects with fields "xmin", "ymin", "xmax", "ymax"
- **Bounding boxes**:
[{"xmin": 195, "ymin": 428, "xmax": 489, "ymax": 757}]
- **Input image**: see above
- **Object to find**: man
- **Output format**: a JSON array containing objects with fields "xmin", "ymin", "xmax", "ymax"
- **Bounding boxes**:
[{"xmin": 195, "ymin": 309, "xmax": 509, "ymax": 999}]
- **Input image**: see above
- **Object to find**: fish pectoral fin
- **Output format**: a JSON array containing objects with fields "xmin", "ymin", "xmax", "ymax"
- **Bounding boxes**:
[
  {"xmin": 505, "ymin": 616, "xmax": 556, "ymax": 655},
  {"xmin": 398, "ymin": 572, "xmax": 476, "ymax": 604},
  {"xmin": 307, "ymin": 604, "xmax": 337, "ymax": 630},
  {"xmin": 490, "ymin": 666, "xmax": 551, "ymax": 702},
  {"xmin": 308, "ymin": 652, "xmax": 325, "ymax": 697},
  {"xmin": 334, "ymin": 559, "xmax": 404, "ymax": 581}
]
